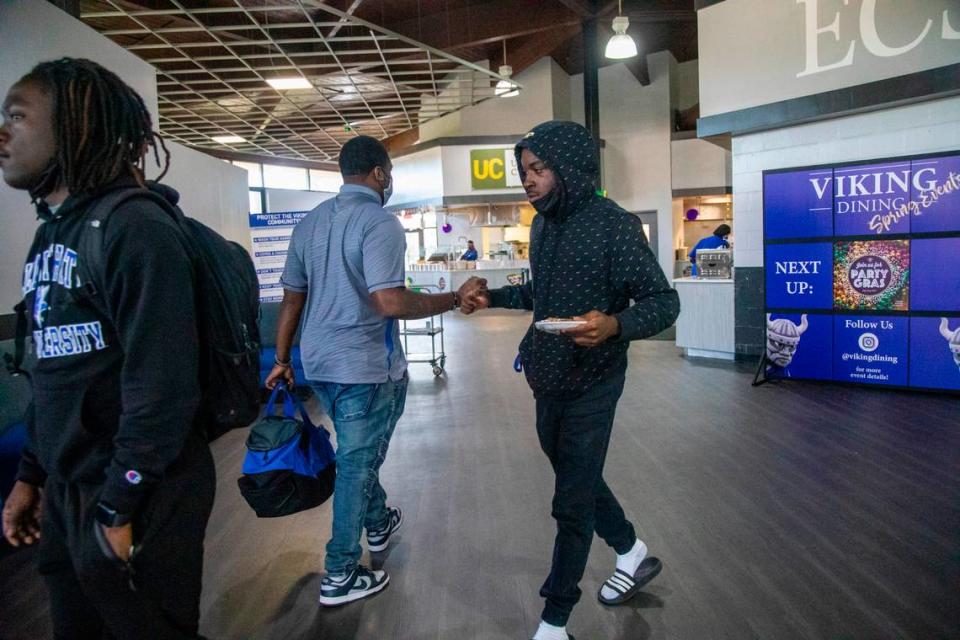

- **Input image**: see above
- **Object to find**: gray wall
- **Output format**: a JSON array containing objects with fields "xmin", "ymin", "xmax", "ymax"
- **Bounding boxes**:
[
  {"xmin": 699, "ymin": 0, "xmax": 960, "ymax": 117},
  {"xmin": 569, "ymin": 52, "xmax": 676, "ymax": 278},
  {"xmin": 418, "ymin": 58, "xmax": 560, "ymax": 142},
  {"xmin": 265, "ymin": 189, "xmax": 335, "ymax": 214}
]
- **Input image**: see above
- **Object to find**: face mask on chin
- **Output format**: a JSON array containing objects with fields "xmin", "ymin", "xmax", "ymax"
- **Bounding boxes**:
[{"xmin": 531, "ymin": 186, "xmax": 562, "ymax": 216}]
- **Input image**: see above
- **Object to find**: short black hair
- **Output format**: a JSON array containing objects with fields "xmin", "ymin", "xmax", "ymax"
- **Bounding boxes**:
[
  {"xmin": 714, "ymin": 224, "xmax": 731, "ymax": 237},
  {"xmin": 338, "ymin": 135, "xmax": 390, "ymax": 178}
]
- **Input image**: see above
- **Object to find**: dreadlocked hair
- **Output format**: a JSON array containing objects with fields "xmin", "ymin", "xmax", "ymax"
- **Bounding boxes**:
[{"xmin": 22, "ymin": 57, "xmax": 170, "ymax": 204}]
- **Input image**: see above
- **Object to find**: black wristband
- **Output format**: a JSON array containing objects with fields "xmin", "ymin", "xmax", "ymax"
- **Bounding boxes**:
[
  {"xmin": 452, "ymin": 291, "xmax": 461, "ymax": 309},
  {"xmin": 95, "ymin": 501, "xmax": 133, "ymax": 528}
]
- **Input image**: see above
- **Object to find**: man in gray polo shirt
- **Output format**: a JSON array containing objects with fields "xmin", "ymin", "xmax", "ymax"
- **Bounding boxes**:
[{"xmin": 266, "ymin": 136, "xmax": 484, "ymax": 607}]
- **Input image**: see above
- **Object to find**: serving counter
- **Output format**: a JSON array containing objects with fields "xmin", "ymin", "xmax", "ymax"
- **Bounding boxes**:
[
  {"xmin": 673, "ymin": 277, "xmax": 735, "ymax": 360},
  {"xmin": 407, "ymin": 260, "xmax": 530, "ymax": 292}
]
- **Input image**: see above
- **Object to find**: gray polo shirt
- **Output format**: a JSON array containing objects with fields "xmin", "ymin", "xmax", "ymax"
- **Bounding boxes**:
[{"xmin": 280, "ymin": 184, "xmax": 407, "ymax": 383}]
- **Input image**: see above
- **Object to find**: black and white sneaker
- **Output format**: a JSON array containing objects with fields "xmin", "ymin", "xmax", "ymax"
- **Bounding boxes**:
[
  {"xmin": 366, "ymin": 506, "xmax": 403, "ymax": 552},
  {"xmin": 319, "ymin": 566, "xmax": 389, "ymax": 607}
]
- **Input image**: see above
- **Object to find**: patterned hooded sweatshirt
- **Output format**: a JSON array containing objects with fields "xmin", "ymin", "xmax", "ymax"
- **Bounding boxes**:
[{"xmin": 488, "ymin": 120, "xmax": 680, "ymax": 397}]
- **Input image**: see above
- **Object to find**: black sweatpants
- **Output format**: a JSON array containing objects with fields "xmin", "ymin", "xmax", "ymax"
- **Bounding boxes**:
[
  {"xmin": 535, "ymin": 374, "xmax": 637, "ymax": 627},
  {"xmin": 36, "ymin": 434, "xmax": 216, "ymax": 640}
]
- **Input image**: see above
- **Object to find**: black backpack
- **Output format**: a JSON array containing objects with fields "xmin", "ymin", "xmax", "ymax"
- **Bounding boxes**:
[{"xmin": 74, "ymin": 184, "xmax": 261, "ymax": 440}]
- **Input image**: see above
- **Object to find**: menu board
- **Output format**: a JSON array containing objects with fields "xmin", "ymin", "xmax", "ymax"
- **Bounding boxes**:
[{"xmin": 762, "ymin": 151, "xmax": 960, "ymax": 393}]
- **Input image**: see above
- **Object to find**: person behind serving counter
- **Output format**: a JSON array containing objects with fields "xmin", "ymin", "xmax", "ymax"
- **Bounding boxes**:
[
  {"xmin": 461, "ymin": 239, "xmax": 478, "ymax": 261},
  {"xmin": 688, "ymin": 223, "xmax": 730, "ymax": 276}
]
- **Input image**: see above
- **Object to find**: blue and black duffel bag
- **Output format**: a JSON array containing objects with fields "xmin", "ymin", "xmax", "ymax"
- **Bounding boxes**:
[{"xmin": 237, "ymin": 382, "xmax": 336, "ymax": 518}]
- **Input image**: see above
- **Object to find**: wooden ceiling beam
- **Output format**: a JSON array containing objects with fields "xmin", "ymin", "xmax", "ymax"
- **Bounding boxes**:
[
  {"xmin": 378, "ymin": 0, "xmax": 582, "ymax": 53},
  {"xmin": 443, "ymin": 22, "xmax": 582, "ymax": 53},
  {"xmin": 554, "ymin": 0, "xmax": 599, "ymax": 18},
  {"xmin": 502, "ymin": 23, "xmax": 583, "ymax": 74},
  {"xmin": 381, "ymin": 126, "xmax": 421, "ymax": 155},
  {"xmin": 618, "ymin": 10, "xmax": 697, "ymax": 23}
]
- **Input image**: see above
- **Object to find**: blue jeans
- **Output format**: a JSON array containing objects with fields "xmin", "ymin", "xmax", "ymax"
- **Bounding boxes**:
[{"xmin": 311, "ymin": 372, "xmax": 408, "ymax": 575}]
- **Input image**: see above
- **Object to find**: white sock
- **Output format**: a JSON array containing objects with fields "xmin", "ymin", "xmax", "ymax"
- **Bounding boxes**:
[
  {"xmin": 616, "ymin": 539, "xmax": 647, "ymax": 575},
  {"xmin": 600, "ymin": 539, "xmax": 647, "ymax": 601},
  {"xmin": 532, "ymin": 620, "xmax": 568, "ymax": 640}
]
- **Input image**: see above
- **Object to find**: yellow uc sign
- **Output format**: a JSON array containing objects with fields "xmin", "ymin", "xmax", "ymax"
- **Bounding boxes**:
[
  {"xmin": 474, "ymin": 157, "xmax": 504, "ymax": 181},
  {"xmin": 470, "ymin": 149, "xmax": 510, "ymax": 189}
]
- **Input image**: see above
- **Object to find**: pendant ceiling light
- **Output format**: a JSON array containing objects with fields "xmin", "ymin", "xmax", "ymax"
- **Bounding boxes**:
[
  {"xmin": 605, "ymin": 0, "xmax": 638, "ymax": 60},
  {"xmin": 495, "ymin": 40, "xmax": 519, "ymax": 97}
]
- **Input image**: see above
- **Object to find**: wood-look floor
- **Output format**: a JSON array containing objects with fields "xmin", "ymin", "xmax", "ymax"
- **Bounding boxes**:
[{"xmin": 1, "ymin": 310, "xmax": 958, "ymax": 640}]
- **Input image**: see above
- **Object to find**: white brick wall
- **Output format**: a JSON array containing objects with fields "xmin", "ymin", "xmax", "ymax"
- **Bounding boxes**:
[{"xmin": 732, "ymin": 96, "xmax": 960, "ymax": 267}]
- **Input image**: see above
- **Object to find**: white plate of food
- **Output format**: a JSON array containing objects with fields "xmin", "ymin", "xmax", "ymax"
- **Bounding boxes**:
[{"xmin": 535, "ymin": 318, "xmax": 587, "ymax": 334}]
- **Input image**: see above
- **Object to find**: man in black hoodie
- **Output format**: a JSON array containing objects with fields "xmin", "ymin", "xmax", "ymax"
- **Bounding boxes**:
[
  {"xmin": 466, "ymin": 121, "xmax": 680, "ymax": 640},
  {"xmin": 0, "ymin": 59, "xmax": 213, "ymax": 639}
]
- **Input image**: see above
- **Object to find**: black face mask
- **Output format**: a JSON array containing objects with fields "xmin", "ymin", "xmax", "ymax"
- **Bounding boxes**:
[{"xmin": 531, "ymin": 185, "xmax": 564, "ymax": 217}]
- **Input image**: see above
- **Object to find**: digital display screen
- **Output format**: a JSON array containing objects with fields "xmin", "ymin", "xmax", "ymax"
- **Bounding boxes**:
[
  {"xmin": 762, "ymin": 151, "xmax": 959, "ymax": 392},
  {"xmin": 764, "ymin": 243, "xmax": 833, "ymax": 309},
  {"xmin": 833, "ymin": 161, "xmax": 912, "ymax": 237},
  {"xmin": 910, "ymin": 238, "xmax": 960, "ymax": 312},
  {"xmin": 833, "ymin": 240, "xmax": 910, "ymax": 312},
  {"xmin": 763, "ymin": 169, "xmax": 834, "ymax": 239}
]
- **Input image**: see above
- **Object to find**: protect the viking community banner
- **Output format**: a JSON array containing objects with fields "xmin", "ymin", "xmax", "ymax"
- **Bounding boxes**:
[
  {"xmin": 759, "ymin": 151, "xmax": 960, "ymax": 393},
  {"xmin": 249, "ymin": 210, "xmax": 310, "ymax": 302}
]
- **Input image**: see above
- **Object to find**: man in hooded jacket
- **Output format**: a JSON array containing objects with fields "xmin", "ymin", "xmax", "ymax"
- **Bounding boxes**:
[
  {"xmin": 465, "ymin": 121, "xmax": 680, "ymax": 640},
  {"xmin": 1, "ymin": 58, "xmax": 213, "ymax": 639}
]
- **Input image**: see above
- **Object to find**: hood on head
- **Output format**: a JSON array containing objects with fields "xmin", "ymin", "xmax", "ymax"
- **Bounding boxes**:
[{"xmin": 515, "ymin": 120, "xmax": 599, "ymax": 218}]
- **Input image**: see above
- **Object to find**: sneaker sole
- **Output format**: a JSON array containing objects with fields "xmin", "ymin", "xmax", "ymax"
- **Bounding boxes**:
[
  {"xmin": 319, "ymin": 574, "xmax": 390, "ymax": 607},
  {"xmin": 367, "ymin": 511, "xmax": 404, "ymax": 552}
]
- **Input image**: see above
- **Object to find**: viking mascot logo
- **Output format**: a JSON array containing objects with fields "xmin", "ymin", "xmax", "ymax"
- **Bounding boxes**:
[
  {"xmin": 766, "ymin": 314, "xmax": 808, "ymax": 369},
  {"xmin": 940, "ymin": 318, "xmax": 960, "ymax": 371}
]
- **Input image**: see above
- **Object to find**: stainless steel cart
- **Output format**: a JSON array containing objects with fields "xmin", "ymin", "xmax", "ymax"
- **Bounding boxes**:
[{"xmin": 399, "ymin": 285, "xmax": 447, "ymax": 376}]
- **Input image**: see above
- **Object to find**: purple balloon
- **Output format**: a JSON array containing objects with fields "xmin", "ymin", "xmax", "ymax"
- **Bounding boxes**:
[
  {"xmin": 441, "ymin": 223, "xmax": 453, "ymax": 233},
  {"xmin": 685, "ymin": 208, "xmax": 699, "ymax": 221}
]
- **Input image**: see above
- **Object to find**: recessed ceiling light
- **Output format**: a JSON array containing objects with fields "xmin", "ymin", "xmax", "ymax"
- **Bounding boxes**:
[
  {"xmin": 212, "ymin": 135, "xmax": 245, "ymax": 144},
  {"xmin": 266, "ymin": 77, "xmax": 313, "ymax": 90}
]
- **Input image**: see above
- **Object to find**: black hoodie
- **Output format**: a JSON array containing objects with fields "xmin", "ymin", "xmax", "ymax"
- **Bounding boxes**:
[
  {"xmin": 488, "ymin": 120, "xmax": 680, "ymax": 396},
  {"xmin": 16, "ymin": 178, "xmax": 201, "ymax": 515}
]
